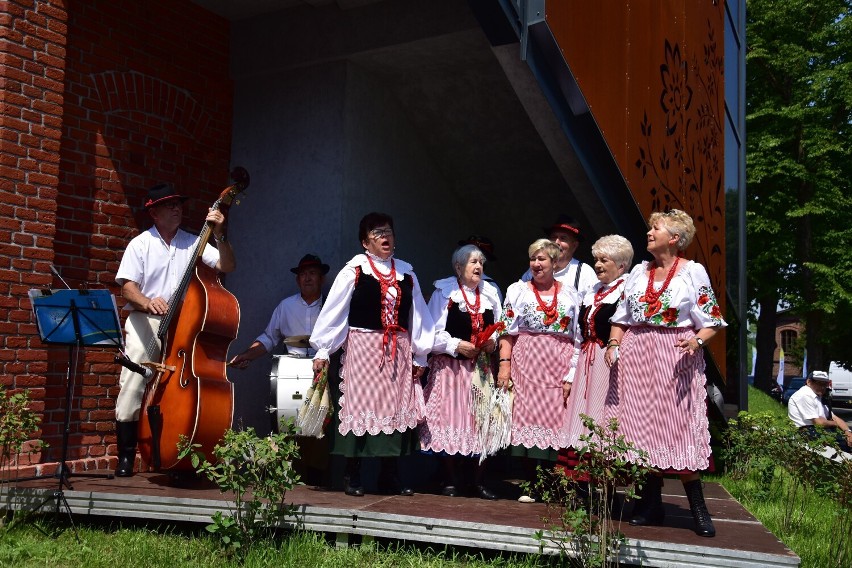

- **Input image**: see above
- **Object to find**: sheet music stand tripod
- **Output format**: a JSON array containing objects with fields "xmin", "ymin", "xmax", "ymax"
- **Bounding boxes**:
[{"xmin": 28, "ymin": 288, "xmax": 122, "ymax": 532}]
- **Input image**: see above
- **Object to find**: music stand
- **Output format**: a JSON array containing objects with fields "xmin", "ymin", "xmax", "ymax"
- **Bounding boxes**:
[{"xmin": 26, "ymin": 288, "xmax": 122, "ymax": 531}]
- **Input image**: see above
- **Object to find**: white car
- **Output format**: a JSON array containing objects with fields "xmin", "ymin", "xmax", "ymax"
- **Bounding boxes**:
[{"xmin": 829, "ymin": 362, "xmax": 852, "ymax": 407}]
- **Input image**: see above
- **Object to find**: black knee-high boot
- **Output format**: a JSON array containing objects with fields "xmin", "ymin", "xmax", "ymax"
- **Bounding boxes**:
[
  {"xmin": 629, "ymin": 474, "xmax": 665, "ymax": 526},
  {"xmin": 472, "ymin": 460, "xmax": 496, "ymax": 500},
  {"xmin": 115, "ymin": 421, "xmax": 138, "ymax": 477},
  {"xmin": 378, "ymin": 457, "xmax": 413, "ymax": 496},
  {"xmin": 343, "ymin": 458, "xmax": 363, "ymax": 496},
  {"xmin": 441, "ymin": 455, "xmax": 459, "ymax": 496},
  {"xmin": 683, "ymin": 479, "xmax": 716, "ymax": 537}
]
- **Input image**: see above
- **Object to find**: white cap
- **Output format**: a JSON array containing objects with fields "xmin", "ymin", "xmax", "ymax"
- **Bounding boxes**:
[{"xmin": 808, "ymin": 370, "xmax": 829, "ymax": 382}]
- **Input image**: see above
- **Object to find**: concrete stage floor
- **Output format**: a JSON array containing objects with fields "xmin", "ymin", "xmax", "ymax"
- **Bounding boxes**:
[{"xmin": 2, "ymin": 471, "xmax": 798, "ymax": 567}]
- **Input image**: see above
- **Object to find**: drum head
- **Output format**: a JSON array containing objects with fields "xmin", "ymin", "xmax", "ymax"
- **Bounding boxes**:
[{"xmin": 269, "ymin": 354, "xmax": 314, "ymax": 430}]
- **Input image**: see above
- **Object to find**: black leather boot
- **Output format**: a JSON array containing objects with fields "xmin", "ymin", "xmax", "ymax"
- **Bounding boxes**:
[
  {"xmin": 683, "ymin": 479, "xmax": 716, "ymax": 537},
  {"xmin": 378, "ymin": 457, "xmax": 413, "ymax": 496},
  {"xmin": 115, "ymin": 421, "xmax": 138, "ymax": 477},
  {"xmin": 343, "ymin": 458, "xmax": 363, "ymax": 496},
  {"xmin": 629, "ymin": 474, "xmax": 665, "ymax": 526},
  {"xmin": 472, "ymin": 460, "xmax": 497, "ymax": 500}
]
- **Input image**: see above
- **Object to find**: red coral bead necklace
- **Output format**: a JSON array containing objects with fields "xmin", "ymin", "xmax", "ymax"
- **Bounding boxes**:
[
  {"xmin": 532, "ymin": 280, "xmax": 560, "ymax": 325},
  {"xmin": 642, "ymin": 258, "xmax": 679, "ymax": 304}
]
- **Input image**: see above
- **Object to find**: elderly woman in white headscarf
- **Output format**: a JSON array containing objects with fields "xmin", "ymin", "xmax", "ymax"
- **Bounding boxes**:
[{"xmin": 421, "ymin": 244, "xmax": 502, "ymax": 499}]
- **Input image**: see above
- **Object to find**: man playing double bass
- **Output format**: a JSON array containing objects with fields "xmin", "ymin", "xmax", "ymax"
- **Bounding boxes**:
[{"xmin": 113, "ymin": 183, "xmax": 236, "ymax": 477}]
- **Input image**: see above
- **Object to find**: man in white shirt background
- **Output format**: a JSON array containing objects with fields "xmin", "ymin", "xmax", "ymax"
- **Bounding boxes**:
[
  {"xmin": 788, "ymin": 370, "xmax": 852, "ymax": 453},
  {"xmin": 521, "ymin": 214, "xmax": 597, "ymax": 296},
  {"xmin": 229, "ymin": 254, "xmax": 328, "ymax": 366}
]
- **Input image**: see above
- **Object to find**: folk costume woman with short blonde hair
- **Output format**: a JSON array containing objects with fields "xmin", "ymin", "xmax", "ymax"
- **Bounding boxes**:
[
  {"xmin": 604, "ymin": 209, "xmax": 725, "ymax": 537},
  {"xmin": 561, "ymin": 235, "xmax": 633, "ymax": 449},
  {"xmin": 497, "ymin": 239, "xmax": 582, "ymax": 502}
]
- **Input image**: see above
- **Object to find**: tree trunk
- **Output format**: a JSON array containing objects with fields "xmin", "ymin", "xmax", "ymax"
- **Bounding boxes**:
[
  {"xmin": 804, "ymin": 310, "xmax": 824, "ymax": 374},
  {"xmin": 755, "ymin": 293, "xmax": 779, "ymax": 392}
]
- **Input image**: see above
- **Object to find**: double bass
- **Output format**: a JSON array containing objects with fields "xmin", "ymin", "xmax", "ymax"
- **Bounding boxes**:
[{"xmin": 134, "ymin": 169, "xmax": 249, "ymax": 471}]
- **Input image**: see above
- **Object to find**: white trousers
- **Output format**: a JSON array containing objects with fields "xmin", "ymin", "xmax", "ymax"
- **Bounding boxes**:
[{"xmin": 115, "ymin": 311, "xmax": 162, "ymax": 422}]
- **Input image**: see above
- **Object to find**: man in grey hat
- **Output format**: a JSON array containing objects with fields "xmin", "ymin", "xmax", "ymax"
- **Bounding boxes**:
[
  {"xmin": 788, "ymin": 370, "xmax": 852, "ymax": 453},
  {"xmin": 229, "ymin": 254, "xmax": 329, "ymax": 367},
  {"xmin": 113, "ymin": 183, "xmax": 237, "ymax": 477}
]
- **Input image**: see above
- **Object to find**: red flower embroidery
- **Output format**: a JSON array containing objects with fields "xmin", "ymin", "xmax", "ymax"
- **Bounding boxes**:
[
  {"xmin": 506, "ymin": 309, "xmax": 514, "ymax": 318},
  {"xmin": 559, "ymin": 316, "xmax": 570, "ymax": 330},
  {"xmin": 710, "ymin": 305, "xmax": 721, "ymax": 319},
  {"xmin": 698, "ymin": 293, "xmax": 710, "ymax": 306},
  {"xmin": 661, "ymin": 308, "xmax": 678, "ymax": 323},
  {"xmin": 642, "ymin": 298, "xmax": 662, "ymax": 318}
]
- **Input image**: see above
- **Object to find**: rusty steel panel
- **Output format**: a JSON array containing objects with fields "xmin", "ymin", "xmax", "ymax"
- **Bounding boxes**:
[{"xmin": 546, "ymin": 0, "xmax": 727, "ymax": 375}]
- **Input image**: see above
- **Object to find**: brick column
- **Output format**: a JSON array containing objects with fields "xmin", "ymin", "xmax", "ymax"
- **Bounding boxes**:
[{"xmin": 0, "ymin": 0, "xmax": 69, "ymax": 474}]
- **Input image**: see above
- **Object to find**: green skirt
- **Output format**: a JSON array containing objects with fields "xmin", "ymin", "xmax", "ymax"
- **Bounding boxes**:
[{"xmin": 507, "ymin": 444, "xmax": 559, "ymax": 462}]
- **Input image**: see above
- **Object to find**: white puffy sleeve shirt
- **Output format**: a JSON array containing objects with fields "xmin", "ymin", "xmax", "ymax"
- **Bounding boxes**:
[
  {"xmin": 115, "ymin": 227, "xmax": 220, "ymax": 311},
  {"xmin": 610, "ymin": 260, "xmax": 727, "ymax": 330},
  {"xmin": 309, "ymin": 254, "xmax": 435, "ymax": 367},
  {"xmin": 428, "ymin": 276, "xmax": 503, "ymax": 357}
]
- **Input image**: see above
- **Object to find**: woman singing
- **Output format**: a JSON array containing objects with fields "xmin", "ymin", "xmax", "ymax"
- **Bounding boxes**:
[
  {"xmin": 310, "ymin": 212, "xmax": 434, "ymax": 497},
  {"xmin": 497, "ymin": 239, "xmax": 581, "ymax": 502}
]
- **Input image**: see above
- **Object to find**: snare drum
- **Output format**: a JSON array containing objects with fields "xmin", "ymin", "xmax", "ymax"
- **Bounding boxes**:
[{"xmin": 269, "ymin": 354, "xmax": 314, "ymax": 428}]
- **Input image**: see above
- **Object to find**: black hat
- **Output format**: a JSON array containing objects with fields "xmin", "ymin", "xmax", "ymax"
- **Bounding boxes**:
[
  {"xmin": 144, "ymin": 183, "xmax": 188, "ymax": 209},
  {"xmin": 543, "ymin": 214, "xmax": 583, "ymax": 241},
  {"xmin": 457, "ymin": 235, "xmax": 497, "ymax": 262},
  {"xmin": 290, "ymin": 254, "xmax": 330, "ymax": 275}
]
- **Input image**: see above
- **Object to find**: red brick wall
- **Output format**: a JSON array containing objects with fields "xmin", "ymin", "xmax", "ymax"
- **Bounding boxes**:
[{"xmin": 1, "ymin": 0, "xmax": 232, "ymax": 475}]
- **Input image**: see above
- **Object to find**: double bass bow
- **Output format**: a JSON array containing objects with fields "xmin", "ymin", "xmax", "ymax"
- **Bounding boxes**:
[{"xmin": 133, "ymin": 168, "xmax": 249, "ymax": 471}]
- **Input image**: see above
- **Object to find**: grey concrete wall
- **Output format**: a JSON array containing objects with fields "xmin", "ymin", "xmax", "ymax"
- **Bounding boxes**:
[
  {"xmin": 226, "ymin": 61, "xmax": 349, "ymax": 433},
  {"xmin": 226, "ymin": 59, "xmax": 470, "ymax": 433},
  {"xmin": 340, "ymin": 62, "xmax": 469, "ymax": 285}
]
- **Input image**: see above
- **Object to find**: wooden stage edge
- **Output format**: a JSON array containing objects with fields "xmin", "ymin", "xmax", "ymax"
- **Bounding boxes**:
[{"xmin": 2, "ymin": 473, "xmax": 799, "ymax": 568}]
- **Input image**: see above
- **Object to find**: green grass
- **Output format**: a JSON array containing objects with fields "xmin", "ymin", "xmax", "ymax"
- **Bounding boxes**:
[
  {"xmin": 744, "ymin": 384, "xmax": 788, "ymax": 417},
  {"xmin": 0, "ymin": 520, "xmax": 554, "ymax": 568},
  {"xmin": 705, "ymin": 386, "xmax": 851, "ymax": 568},
  {"xmin": 2, "ymin": 386, "xmax": 848, "ymax": 568}
]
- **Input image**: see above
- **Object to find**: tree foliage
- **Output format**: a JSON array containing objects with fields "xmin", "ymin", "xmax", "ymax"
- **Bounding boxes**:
[{"xmin": 746, "ymin": 0, "xmax": 852, "ymax": 384}]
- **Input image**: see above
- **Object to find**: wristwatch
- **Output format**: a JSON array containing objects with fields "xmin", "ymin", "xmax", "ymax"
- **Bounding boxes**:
[
  {"xmin": 695, "ymin": 337, "xmax": 705, "ymax": 347},
  {"xmin": 215, "ymin": 233, "xmax": 227, "ymax": 243}
]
